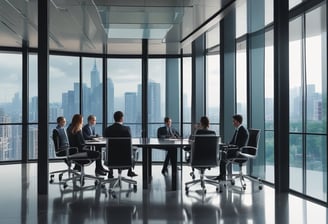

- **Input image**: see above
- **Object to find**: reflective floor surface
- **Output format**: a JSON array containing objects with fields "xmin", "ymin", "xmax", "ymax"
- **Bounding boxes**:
[{"xmin": 0, "ymin": 163, "xmax": 327, "ymax": 224}]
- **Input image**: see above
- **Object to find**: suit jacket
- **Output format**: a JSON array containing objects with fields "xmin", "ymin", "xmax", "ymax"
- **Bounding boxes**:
[
  {"xmin": 82, "ymin": 124, "xmax": 97, "ymax": 140},
  {"xmin": 67, "ymin": 128, "xmax": 85, "ymax": 152},
  {"xmin": 157, "ymin": 126, "xmax": 180, "ymax": 138},
  {"xmin": 229, "ymin": 125, "xmax": 249, "ymax": 148},
  {"xmin": 55, "ymin": 125, "xmax": 69, "ymax": 148},
  {"xmin": 104, "ymin": 123, "xmax": 131, "ymax": 138}
]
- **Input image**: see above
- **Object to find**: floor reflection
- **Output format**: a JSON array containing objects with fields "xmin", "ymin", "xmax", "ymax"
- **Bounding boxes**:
[{"xmin": 0, "ymin": 163, "xmax": 327, "ymax": 224}]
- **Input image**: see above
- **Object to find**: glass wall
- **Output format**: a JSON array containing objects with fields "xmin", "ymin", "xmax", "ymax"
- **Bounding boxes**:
[
  {"xmin": 82, "ymin": 58, "xmax": 103, "ymax": 135},
  {"xmin": 182, "ymin": 56, "xmax": 192, "ymax": 138},
  {"xmin": 0, "ymin": 52, "xmax": 22, "ymax": 161},
  {"xmin": 264, "ymin": 29, "xmax": 274, "ymax": 182},
  {"xmin": 29, "ymin": 54, "xmax": 38, "ymax": 159},
  {"xmin": 289, "ymin": 4, "xmax": 327, "ymax": 202},
  {"xmin": 236, "ymin": 40, "xmax": 248, "ymax": 125},
  {"xmin": 49, "ymin": 55, "xmax": 80, "ymax": 159},
  {"xmin": 206, "ymin": 54, "xmax": 220, "ymax": 134},
  {"xmin": 107, "ymin": 58, "xmax": 142, "ymax": 137}
]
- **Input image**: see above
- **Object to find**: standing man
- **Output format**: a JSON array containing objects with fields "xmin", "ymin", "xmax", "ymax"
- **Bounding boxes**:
[
  {"xmin": 157, "ymin": 117, "xmax": 180, "ymax": 175},
  {"xmin": 214, "ymin": 114, "xmax": 249, "ymax": 181},
  {"xmin": 83, "ymin": 114, "xmax": 107, "ymax": 175},
  {"xmin": 104, "ymin": 111, "xmax": 138, "ymax": 178}
]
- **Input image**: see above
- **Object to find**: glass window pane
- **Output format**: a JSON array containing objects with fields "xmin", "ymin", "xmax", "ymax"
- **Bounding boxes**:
[
  {"xmin": 148, "ymin": 59, "xmax": 166, "ymax": 137},
  {"xmin": 290, "ymin": 134, "xmax": 303, "ymax": 193},
  {"xmin": 183, "ymin": 57, "xmax": 192, "ymax": 138},
  {"xmin": 265, "ymin": 0, "xmax": 273, "ymax": 25},
  {"xmin": 107, "ymin": 58, "xmax": 142, "ymax": 137},
  {"xmin": 265, "ymin": 29, "xmax": 274, "ymax": 182},
  {"xmin": 289, "ymin": 16, "xmax": 303, "ymax": 132},
  {"xmin": 0, "ymin": 53, "xmax": 22, "ymax": 123},
  {"xmin": 236, "ymin": 0, "xmax": 247, "ymax": 38},
  {"xmin": 305, "ymin": 6, "xmax": 326, "ymax": 133},
  {"xmin": 49, "ymin": 55, "xmax": 80, "ymax": 123},
  {"xmin": 236, "ymin": 40, "xmax": 247, "ymax": 125},
  {"xmin": 0, "ymin": 125, "xmax": 21, "ymax": 161},
  {"xmin": 82, "ymin": 58, "xmax": 103, "ymax": 134},
  {"xmin": 306, "ymin": 135, "xmax": 327, "ymax": 201},
  {"xmin": 206, "ymin": 54, "xmax": 220, "ymax": 134},
  {"xmin": 29, "ymin": 54, "xmax": 38, "ymax": 122}
]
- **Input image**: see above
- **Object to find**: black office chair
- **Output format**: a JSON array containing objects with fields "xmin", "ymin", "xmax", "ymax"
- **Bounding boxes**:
[
  {"xmin": 49, "ymin": 129, "xmax": 80, "ymax": 188},
  {"xmin": 103, "ymin": 137, "xmax": 137, "ymax": 198},
  {"xmin": 185, "ymin": 135, "xmax": 221, "ymax": 194},
  {"xmin": 225, "ymin": 129, "xmax": 263, "ymax": 190}
]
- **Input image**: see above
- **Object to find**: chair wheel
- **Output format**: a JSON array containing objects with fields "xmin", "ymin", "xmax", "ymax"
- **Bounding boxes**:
[
  {"xmin": 59, "ymin": 174, "xmax": 63, "ymax": 181},
  {"xmin": 259, "ymin": 185, "xmax": 263, "ymax": 190}
]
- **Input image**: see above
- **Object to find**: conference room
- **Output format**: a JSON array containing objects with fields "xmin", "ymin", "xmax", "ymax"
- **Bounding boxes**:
[{"xmin": 0, "ymin": 0, "xmax": 328, "ymax": 223}]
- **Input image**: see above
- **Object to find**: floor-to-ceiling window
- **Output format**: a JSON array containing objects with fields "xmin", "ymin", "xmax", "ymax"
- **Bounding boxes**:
[
  {"xmin": 289, "ymin": 3, "xmax": 327, "ymax": 202},
  {"xmin": 206, "ymin": 25, "xmax": 220, "ymax": 134},
  {"xmin": 82, "ymin": 58, "xmax": 103, "ymax": 134},
  {"xmin": 49, "ymin": 55, "xmax": 80, "ymax": 159},
  {"xmin": 107, "ymin": 58, "xmax": 142, "ymax": 137},
  {"xmin": 264, "ymin": 29, "xmax": 275, "ymax": 182},
  {"xmin": 28, "ymin": 54, "xmax": 38, "ymax": 160},
  {"xmin": 0, "ymin": 52, "xmax": 22, "ymax": 161},
  {"xmin": 236, "ymin": 40, "xmax": 247, "ymax": 124}
]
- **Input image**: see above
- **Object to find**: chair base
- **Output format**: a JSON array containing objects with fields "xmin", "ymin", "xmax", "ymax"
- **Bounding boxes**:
[
  {"xmin": 185, "ymin": 170, "xmax": 221, "ymax": 194},
  {"xmin": 226, "ymin": 170, "xmax": 263, "ymax": 190},
  {"xmin": 102, "ymin": 171, "xmax": 137, "ymax": 199}
]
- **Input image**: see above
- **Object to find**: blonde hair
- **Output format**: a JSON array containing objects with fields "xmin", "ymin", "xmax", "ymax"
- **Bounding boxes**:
[{"xmin": 70, "ymin": 114, "xmax": 83, "ymax": 134}]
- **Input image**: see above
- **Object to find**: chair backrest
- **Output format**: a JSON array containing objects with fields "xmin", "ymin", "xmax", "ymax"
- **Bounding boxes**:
[
  {"xmin": 241, "ymin": 129, "xmax": 260, "ymax": 157},
  {"xmin": 106, "ymin": 137, "xmax": 133, "ymax": 168},
  {"xmin": 190, "ymin": 135, "xmax": 219, "ymax": 168}
]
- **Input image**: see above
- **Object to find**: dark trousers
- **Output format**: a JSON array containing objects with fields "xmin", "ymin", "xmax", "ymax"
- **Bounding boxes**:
[
  {"xmin": 162, "ymin": 149, "xmax": 177, "ymax": 170},
  {"xmin": 95, "ymin": 145, "xmax": 104, "ymax": 170}
]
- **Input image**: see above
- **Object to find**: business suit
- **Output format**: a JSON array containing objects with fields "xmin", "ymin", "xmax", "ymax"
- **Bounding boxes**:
[
  {"xmin": 219, "ymin": 125, "xmax": 249, "ymax": 178},
  {"xmin": 157, "ymin": 126, "xmax": 180, "ymax": 174},
  {"xmin": 82, "ymin": 124, "xmax": 106, "ymax": 172},
  {"xmin": 82, "ymin": 124, "xmax": 97, "ymax": 140},
  {"xmin": 104, "ymin": 123, "xmax": 134, "ymax": 176}
]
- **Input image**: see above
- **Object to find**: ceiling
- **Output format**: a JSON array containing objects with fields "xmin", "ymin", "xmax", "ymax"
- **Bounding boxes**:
[{"xmin": 0, "ymin": 0, "xmax": 231, "ymax": 55}]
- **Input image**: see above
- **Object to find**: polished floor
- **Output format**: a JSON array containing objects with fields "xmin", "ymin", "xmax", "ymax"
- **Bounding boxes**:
[{"xmin": 0, "ymin": 162, "xmax": 327, "ymax": 224}]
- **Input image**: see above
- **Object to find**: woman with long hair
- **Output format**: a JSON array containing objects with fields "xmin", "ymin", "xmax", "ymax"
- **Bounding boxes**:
[{"xmin": 67, "ymin": 114, "xmax": 102, "ymax": 174}]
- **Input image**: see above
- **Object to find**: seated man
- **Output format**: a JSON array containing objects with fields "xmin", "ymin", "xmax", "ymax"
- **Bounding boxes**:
[
  {"xmin": 157, "ymin": 117, "xmax": 180, "ymax": 175},
  {"xmin": 214, "ymin": 114, "xmax": 249, "ymax": 181},
  {"xmin": 104, "ymin": 111, "xmax": 138, "ymax": 178},
  {"xmin": 54, "ymin": 116, "xmax": 77, "ymax": 158},
  {"xmin": 82, "ymin": 114, "xmax": 108, "ymax": 175}
]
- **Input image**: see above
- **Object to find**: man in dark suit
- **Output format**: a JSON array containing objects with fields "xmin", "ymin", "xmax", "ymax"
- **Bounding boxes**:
[
  {"xmin": 214, "ymin": 114, "xmax": 249, "ymax": 181},
  {"xmin": 104, "ymin": 111, "xmax": 137, "ymax": 178},
  {"xmin": 82, "ymin": 114, "xmax": 107, "ymax": 175},
  {"xmin": 157, "ymin": 117, "xmax": 180, "ymax": 175}
]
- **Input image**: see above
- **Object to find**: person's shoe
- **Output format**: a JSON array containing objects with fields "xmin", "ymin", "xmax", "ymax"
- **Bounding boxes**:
[
  {"xmin": 127, "ymin": 171, "xmax": 138, "ymax": 177},
  {"xmin": 107, "ymin": 172, "xmax": 114, "ymax": 179},
  {"xmin": 212, "ymin": 174, "xmax": 226, "ymax": 181},
  {"xmin": 73, "ymin": 165, "xmax": 81, "ymax": 172},
  {"xmin": 161, "ymin": 168, "xmax": 168, "ymax": 175},
  {"xmin": 95, "ymin": 169, "xmax": 106, "ymax": 176}
]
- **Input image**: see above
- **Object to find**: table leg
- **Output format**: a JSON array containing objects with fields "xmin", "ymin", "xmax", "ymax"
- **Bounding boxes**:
[
  {"xmin": 171, "ymin": 149, "xmax": 177, "ymax": 191},
  {"xmin": 142, "ymin": 146, "xmax": 148, "ymax": 189}
]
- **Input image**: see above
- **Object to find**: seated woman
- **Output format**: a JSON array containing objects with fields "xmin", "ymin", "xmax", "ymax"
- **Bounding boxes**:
[{"xmin": 67, "ymin": 114, "xmax": 103, "ymax": 175}]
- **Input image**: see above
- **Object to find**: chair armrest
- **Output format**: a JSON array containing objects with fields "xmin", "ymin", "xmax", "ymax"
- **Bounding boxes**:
[{"xmin": 239, "ymin": 146, "xmax": 257, "ymax": 158}]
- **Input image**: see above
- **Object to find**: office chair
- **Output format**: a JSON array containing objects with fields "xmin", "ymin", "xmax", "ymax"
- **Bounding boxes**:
[
  {"xmin": 225, "ymin": 129, "xmax": 263, "ymax": 190},
  {"xmin": 103, "ymin": 137, "xmax": 137, "ymax": 198},
  {"xmin": 49, "ymin": 129, "xmax": 80, "ymax": 188},
  {"xmin": 185, "ymin": 135, "xmax": 221, "ymax": 194},
  {"xmin": 53, "ymin": 129, "xmax": 104, "ymax": 188}
]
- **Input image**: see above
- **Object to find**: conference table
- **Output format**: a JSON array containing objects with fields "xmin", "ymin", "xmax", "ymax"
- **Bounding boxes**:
[{"xmin": 86, "ymin": 137, "xmax": 191, "ymax": 191}]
